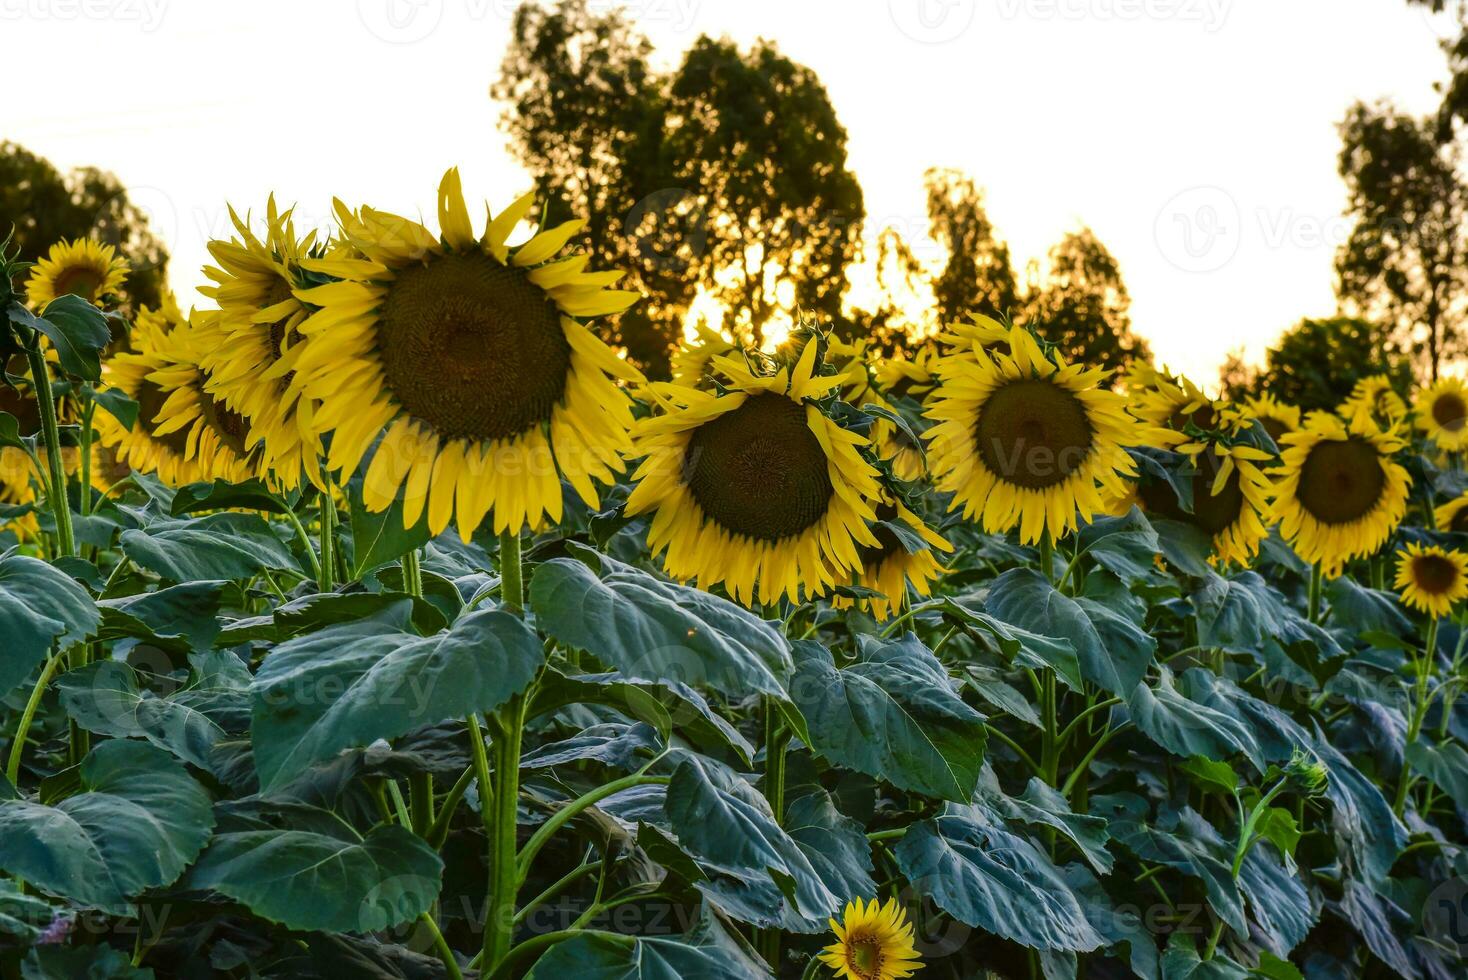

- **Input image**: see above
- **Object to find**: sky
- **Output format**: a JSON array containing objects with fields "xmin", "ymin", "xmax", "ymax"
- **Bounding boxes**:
[{"xmin": 4, "ymin": 0, "xmax": 1458, "ymax": 384}]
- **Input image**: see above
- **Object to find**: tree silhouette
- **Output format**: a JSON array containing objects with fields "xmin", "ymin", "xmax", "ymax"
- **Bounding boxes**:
[
  {"xmin": 1336, "ymin": 101, "xmax": 1468, "ymax": 381},
  {"xmin": 0, "ymin": 141, "xmax": 169, "ymax": 311},
  {"xmin": 1226, "ymin": 316, "xmax": 1411, "ymax": 412},
  {"xmin": 1021, "ymin": 228, "xmax": 1149, "ymax": 376},
  {"xmin": 923, "ymin": 167, "xmax": 1018, "ymax": 327}
]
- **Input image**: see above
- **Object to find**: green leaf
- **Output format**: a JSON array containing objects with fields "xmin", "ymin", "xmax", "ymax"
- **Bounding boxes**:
[
  {"xmin": 10, "ymin": 295, "xmax": 111, "ymax": 381},
  {"xmin": 186, "ymin": 823, "xmax": 442, "ymax": 933},
  {"xmin": 22, "ymin": 944, "xmax": 155, "ymax": 980},
  {"xmin": 1076, "ymin": 508, "xmax": 1162, "ymax": 586},
  {"xmin": 121, "ymin": 513, "xmax": 298, "ymax": 581},
  {"xmin": 1107, "ymin": 804, "xmax": 1246, "ymax": 935},
  {"xmin": 0, "ymin": 411, "xmax": 23, "ymax": 449},
  {"xmin": 1160, "ymin": 933, "xmax": 1250, "ymax": 979},
  {"xmin": 0, "ymin": 741, "xmax": 213, "ymax": 910},
  {"xmin": 524, "ymin": 906, "xmax": 770, "ymax": 979},
  {"xmin": 784, "ymin": 789, "xmax": 876, "ymax": 908},
  {"xmin": 531, "ymin": 550, "xmax": 791, "ymax": 699},
  {"xmin": 521, "ymin": 722, "xmax": 662, "ymax": 771},
  {"xmin": 972, "ymin": 766, "xmax": 1114, "ymax": 875},
  {"xmin": 345, "ymin": 470, "xmax": 430, "ymax": 576},
  {"xmin": 1179, "ymin": 756, "xmax": 1240, "ymax": 795},
  {"xmin": 663, "ymin": 754, "xmax": 839, "ymax": 923},
  {"xmin": 1405, "ymin": 738, "xmax": 1468, "ymax": 811},
  {"xmin": 893, "ymin": 803, "xmax": 1107, "ymax": 952},
  {"xmin": 1324, "ymin": 574, "xmax": 1412, "ymax": 638},
  {"xmin": 170, "ymin": 478, "xmax": 291, "ymax": 516},
  {"xmin": 1252, "ymin": 951, "xmax": 1305, "ymax": 980},
  {"xmin": 937, "ymin": 596, "xmax": 1083, "ymax": 690},
  {"xmin": 1310, "ymin": 726, "xmax": 1405, "ymax": 888},
  {"xmin": 216, "ymin": 590, "xmax": 447, "ymax": 646},
  {"xmin": 251, "ymin": 600, "xmax": 544, "ymax": 790},
  {"xmin": 788, "ymin": 635, "xmax": 986, "ymax": 801},
  {"xmin": 56, "ymin": 661, "xmax": 228, "ymax": 772},
  {"xmin": 987, "ymin": 568, "xmax": 1155, "ymax": 697},
  {"xmin": 1128, "ymin": 668, "xmax": 1263, "ymax": 770},
  {"xmin": 0, "ymin": 552, "xmax": 99, "ymax": 695},
  {"xmin": 0, "ymin": 880, "xmax": 56, "ymax": 945},
  {"xmin": 91, "ymin": 385, "xmax": 139, "ymax": 430},
  {"xmin": 97, "ymin": 580, "xmax": 228, "ymax": 652},
  {"xmin": 1238, "ymin": 839, "xmax": 1314, "ymax": 955},
  {"xmin": 1191, "ymin": 572, "xmax": 1341, "ymax": 686},
  {"xmin": 1254, "ymin": 806, "xmax": 1302, "ymax": 860}
]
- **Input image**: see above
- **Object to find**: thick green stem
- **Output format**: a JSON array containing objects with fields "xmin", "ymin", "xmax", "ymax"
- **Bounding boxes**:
[
  {"xmin": 1038, "ymin": 531, "xmax": 1054, "ymax": 584},
  {"xmin": 757, "ymin": 698, "xmax": 790, "ymax": 968},
  {"xmin": 7, "ymin": 650, "xmax": 64, "ymax": 783},
  {"xmin": 499, "ymin": 531, "xmax": 523, "ymax": 612},
  {"xmin": 318, "ymin": 484, "xmax": 336, "ymax": 593},
  {"xmin": 78, "ymin": 398, "xmax": 95, "ymax": 517},
  {"xmin": 1306, "ymin": 562, "xmax": 1323, "ymax": 624},
  {"xmin": 419, "ymin": 911, "xmax": 464, "ymax": 980},
  {"xmin": 516, "ymin": 772, "xmax": 670, "ymax": 884},
  {"xmin": 484, "ymin": 698, "xmax": 525, "ymax": 970},
  {"xmin": 282, "ymin": 506, "xmax": 322, "ymax": 587},
  {"xmin": 25, "ymin": 346, "xmax": 73, "ymax": 557},
  {"xmin": 1394, "ymin": 618, "xmax": 1439, "ymax": 816}
]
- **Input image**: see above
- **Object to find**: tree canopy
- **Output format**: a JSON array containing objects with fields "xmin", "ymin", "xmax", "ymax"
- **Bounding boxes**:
[{"xmin": 1222, "ymin": 316, "xmax": 1412, "ymax": 412}]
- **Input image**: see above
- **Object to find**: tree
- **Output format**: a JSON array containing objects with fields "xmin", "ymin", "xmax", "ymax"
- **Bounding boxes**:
[
  {"xmin": 923, "ymin": 168, "xmax": 1018, "ymax": 327},
  {"xmin": 1335, "ymin": 101, "xmax": 1468, "ymax": 381},
  {"xmin": 495, "ymin": 1, "xmax": 864, "ymax": 373},
  {"xmin": 0, "ymin": 141, "xmax": 169, "ymax": 310},
  {"xmin": 1020, "ymin": 227, "xmax": 1148, "ymax": 376},
  {"xmin": 1236, "ymin": 316, "xmax": 1411, "ymax": 412}
]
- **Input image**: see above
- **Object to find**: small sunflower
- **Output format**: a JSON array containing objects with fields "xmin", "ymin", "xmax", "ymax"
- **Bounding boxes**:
[
  {"xmin": 869, "ymin": 349, "xmax": 939, "ymax": 481},
  {"xmin": 291, "ymin": 169, "xmax": 642, "ymax": 540},
  {"xmin": 818, "ymin": 896, "xmax": 923, "ymax": 980},
  {"xmin": 1435, "ymin": 491, "xmax": 1468, "ymax": 533},
  {"xmin": 25, "ymin": 238, "xmax": 129, "ymax": 308},
  {"xmin": 1339, "ymin": 374, "xmax": 1407, "ymax": 427},
  {"xmin": 1129, "ymin": 373, "xmax": 1234, "ymax": 450},
  {"xmin": 94, "ymin": 299, "xmax": 202, "ymax": 487},
  {"xmin": 625, "ymin": 340, "xmax": 881, "ymax": 606},
  {"xmin": 832, "ymin": 497, "xmax": 951, "ymax": 620},
  {"xmin": 1138, "ymin": 435, "xmax": 1273, "ymax": 566},
  {"xmin": 197, "ymin": 198, "xmax": 324, "ymax": 490},
  {"xmin": 925, "ymin": 325, "xmax": 1137, "ymax": 544},
  {"xmin": 1269, "ymin": 411, "xmax": 1411, "ymax": 575},
  {"xmin": 937, "ymin": 311, "xmax": 1010, "ymax": 351},
  {"xmin": 1413, "ymin": 377, "xmax": 1468, "ymax": 452},
  {"xmin": 670, "ymin": 322, "xmax": 735, "ymax": 386},
  {"xmin": 1242, "ymin": 393, "xmax": 1300, "ymax": 446},
  {"xmin": 1394, "ymin": 543, "xmax": 1468, "ymax": 618}
]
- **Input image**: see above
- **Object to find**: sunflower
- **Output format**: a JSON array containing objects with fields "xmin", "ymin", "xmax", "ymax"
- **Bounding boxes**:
[
  {"xmin": 937, "ymin": 311, "xmax": 1010, "ymax": 351},
  {"xmin": 1435, "ymin": 491, "xmax": 1468, "ymax": 533},
  {"xmin": 925, "ymin": 325, "xmax": 1137, "ymax": 544},
  {"xmin": 1129, "ymin": 373, "xmax": 1234, "ymax": 450},
  {"xmin": 94, "ymin": 299, "xmax": 203, "ymax": 487},
  {"xmin": 291, "ymin": 169, "xmax": 641, "ymax": 540},
  {"xmin": 832, "ymin": 497, "xmax": 951, "ymax": 620},
  {"xmin": 1394, "ymin": 543, "xmax": 1468, "ymax": 618},
  {"xmin": 197, "ymin": 198, "xmax": 324, "ymax": 491},
  {"xmin": 1137, "ymin": 434, "xmax": 1273, "ymax": 566},
  {"xmin": 625, "ymin": 340, "xmax": 881, "ymax": 606},
  {"xmin": 1242, "ymin": 393, "xmax": 1300, "ymax": 446},
  {"xmin": 1339, "ymin": 374, "xmax": 1407, "ymax": 427},
  {"xmin": 1413, "ymin": 377, "xmax": 1468, "ymax": 453},
  {"xmin": 818, "ymin": 896, "xmax": 923, "ymax": 980},
  {"xmin": 1269, "ymin": 411, "xmax": 1411, "ymax": 575},
  {"xmin": 870, "ymin": 350, "xmax": 938, "ymax": 481},
  {"xmin": 670, "ymin": 322, "xmax": 735, "ymax": 386},
  {"xmin": 25, "ymin": 238, "xmax": 129, "ymax": 308}
]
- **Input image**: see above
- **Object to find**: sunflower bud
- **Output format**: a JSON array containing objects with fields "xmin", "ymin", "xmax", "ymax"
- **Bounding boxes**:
[{"xmin": 1283, "ymin": 748, "xmax": 1329, "ymax": 797}]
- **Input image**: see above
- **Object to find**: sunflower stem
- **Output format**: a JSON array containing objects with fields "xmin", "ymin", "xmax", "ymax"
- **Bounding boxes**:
[
  {"xmin": 24, "ymin": 344, "xmax": 74, "ymax": 558},
  {"xmin": 484, "ymin": 696, "xmax": 525, "ymax": 971},
  {"xmin": 756, "ymin": 696, "xmax": 790, "ymax": 969},
  {"xmin": 7, "ymin": 648, "xmax": 63, "ymax": 784},
  {"xmin": 317, "ymin": 481, "xmax": 336, "ymax": 593},
  {"xmin": 1038, "ymin": 531, "xmax": 1054, "ymax": 584},
  {"xmin": 499, "ymin": 530, "xmax": 524, "ymax": 613},
  {"xmin": 1394, "ymin": 617, "xmax": 1439, "ymax": 817},
  {"xmin": 1306, "ymin": 562, "xmax": 1323, "ymax": 623}
]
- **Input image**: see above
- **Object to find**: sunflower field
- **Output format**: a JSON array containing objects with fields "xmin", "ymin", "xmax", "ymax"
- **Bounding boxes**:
[{"xmin": 0, "ymin": 170, "xmax": 1466, "ymax": 980}]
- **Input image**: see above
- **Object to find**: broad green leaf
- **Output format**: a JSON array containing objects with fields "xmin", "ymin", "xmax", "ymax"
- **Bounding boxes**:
[
  {"xmin": 215, "ymin": 590, "xmax": 447, "ymax": 646},
  {"xmin": 784, "ymin": 789, "xmax": 876, "ymax": 908},
  {"xmin": 1105, "ymin": 801, "xmax": 1245, "ymax": 934},
  {"xmin": 663, "ymin": 754, "xmax": 839, "ymax": 923},
  {"xmin": 1252, "ymin": 951, "xmax": 1305, "ymax": 980},
  {"xmin": 22, "ymin": 944, "xmax": 155, "ymax": 980},
  {"xmin": 121, "ymin": 512, "xmax": 298, "ymax": 581},
  {"xmin": 1238, "ymin": 840, "xmax": 1314, "ymax": 955},
  {"xmin": 1253, "ymin": 806, "xmax": 1302, "ymax": 861},
  {"xmin": 0, "ymin": 880, "xmax": 55, "ymax": 945},
  {"xmin": 0, "ymin": 553, "xmax": 99, "ymax": 695},
  {"xmin": 345, "ymin": 470, "xmax": 430, "ymax": 576},
  {"xmin": 1127, "ymin": 668, "xmax": 1263, "ymax": 770},
  {"xmin": 1325, "ymin": 574, "xmax": 1412, "ymax": 638},
  {"xmin": 97, "ymin": 579, "xmax": 229, "ymax": 652},
  {"xmin": 521, "ymin": 722, "xmax": 662, "ymax": 771},
  {"xmin": 251, "ymin": 600, "xmax": 543, "ymax": 790},
  {"xmin": 186, "ymin": 823, "xmax": 442, "ymax": 933},
  {"xmin": 10, "ymin": 295, "xmax": 111, "ymax": 381},
  {"xmin": 788, "ymin": 635, "xmax": 986, "ymax": 802},
  {"xmin": 961, "ymin": 664, "xmax": 1042, "ymax": 728},
  {"xmin": 937, "ymin": 595, "xmax": 1083, "ymax": 690},
  {"xmin": 1191, "ymin": 572, "xmax": 1341, "ymax": 687},
  {"xmin": 1333, "ymin": 878, "xmax": 1415, "ymax": 979},
  {"xmin": 524, "ymin": 906, "xmax": 770, "ymax": 979},
  {"xmin": 530, "ymin": 550, "xmax": 791, "ymax": 699},
  {"xmin": 1310, "ymin": 726, "xmax": 1405, "ymax": 888},
  {"xmin": 893, "ymin": 803, "xmax": 1107, "ymax": 952},
  {"xmin": 0, "ymin": 741, "xmax": 213, "ymax": 910},
  {"xmin": 1179, "ymin": 756, "xmax": 1240, "ymax": 795},
  {"xmin": 170, "ymin": 478, "xmax": 291, "ymax": 516},
  {"xmin": 1405, "ymin": 739, "xmax": 1468, "ymax": 811},
  {"xmin": 90, "ymin": 385, "xmax": 139, "ymax": 430},
  {"xmin": 987, "ymin": 568, "xmax": 1155, "ymax": 697},
  {"xmin": 1177, "ymin": 669, "xmax": 1310, "ymax": 765},
  {"xmin": 1159, "ymin": 933, "xmax": 1250, "ymax": 979},
  {"xmin": 56, "ymin": 661, "xmax": 227, "ymax": 771},
  {"xmin": 1076, "ymin": 508, "xmax": 1163, "ymax": 586},
  {"xmin": 972, "ymin": 766, "xmax": 1113, "ymax": 875}
]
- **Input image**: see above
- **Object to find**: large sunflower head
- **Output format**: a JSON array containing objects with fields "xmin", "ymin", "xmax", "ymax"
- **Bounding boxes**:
[
  {"xmin": 197, "ymin": 197, "xmax": 325, "ymax": 491},
  {"xmin": 1242, "ymin": 393, "xmax": 1300, "ymax": 446},
  {"xmin": 818, "ymin": 896, "xmax": 923, "ymax": 980},
  {"xmin": 1413, "ymin": 377, "xmax": 1468, "ymax": 453},
  {"xmin": 832, "ymin": 497, "xmax": 952, "ymax": 620},
  {"xmin": 1340, "ymin": 374, "xmax": 1407, "ymax": 428},
  {"xmin": 25, "ymin": 238, "xmax": 129, "ymax": 308},
  {"xmin": 924, "ymin": 324, "xmax": 1137, "ymax": 543},
  {"xmin": 142, "ymin": 310, "xmax": 263, "ymax": 485},
  {"xmin": 1137, "ymin": 428, "xmax": 1274, "ymax": 566},
  {"xmin": 1268, "ymin": 411, "xmax": 1411, "ymax": 575},
  {"xmin": 291, "ymin": 169, "xmax": 642, "ymax": 540},
  {"xmin": 625, "ymin": 340, "xmax": 882, "ymax": 606},
  {"xmin": 1394, "ymin": 542, "xmax": 1468, "ymax": 618},
  {"xmin": 94, "ymin": 299, "xmax": 202, "ymax": 487}
]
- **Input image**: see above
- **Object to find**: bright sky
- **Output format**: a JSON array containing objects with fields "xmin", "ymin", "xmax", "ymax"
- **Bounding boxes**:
[{"xmin": 5, "ymin": 0, "xmax": 1456, "ymax": 383}]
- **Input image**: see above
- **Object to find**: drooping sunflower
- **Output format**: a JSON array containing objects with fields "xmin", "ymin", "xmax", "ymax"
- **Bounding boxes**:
[
  {"xmin": 832, "ymin": 497, "xmax": 951, "ymax": 620},
  {"xmin": 1129, "ymin": 373, "xmax": 1235, "ymax": 450},
  {"xmin": 625, "ymin": 340, "xmax": 882, "ymax": 606},
  {"xmin": 670, "ymin": 322, "xmax": 735, "ymax": 386},
  {"xmin": 1413, "ymin": 377, "xmax": 1468, "ymax": 453},
  {"xmin": 1242, "ymin": 393, "xmax": 1300, "ymax": 446},
  {"xmin": 143, "ymin": 311, "xmax": 262, "ymax": 485},
  {"xmin": 94, "ymin": 299, "xmax": 202, "ymax": 487},
  {"xmin": 1339, "ymin": 374, "xmax": 1407, "ymax": 427},
  {"xmin": 1269, "ymin": 411, "xmax": 1411, "ymax": 575},
  {"xmin": 1394, "ymin": 543, "xmax": 1468, "ymax": 618},
  {"xmin": 925, "ymin": 325, "xmax": 1137, "ymax": 544},
  {"xmin": 1137, "ymin": 432, "xmax": 1274, "ymax": 566},
  {"xmin": 1435, "ymin": 491, "xmax": 1468, "ymax": 533},
  {"xmin": 197, "ymin": 198, "xmax": 324, "ymax": 491},
  {"xmin": 25, "ymin": 238, "xmax": 129, "ymax": 308},
  {"xmin": 291, "ymin": 169, "xmax": 641, "ymax": 540},
  {"xmin": 818, "ymin": 896, "xmax": 923, "ymax": 980}
]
